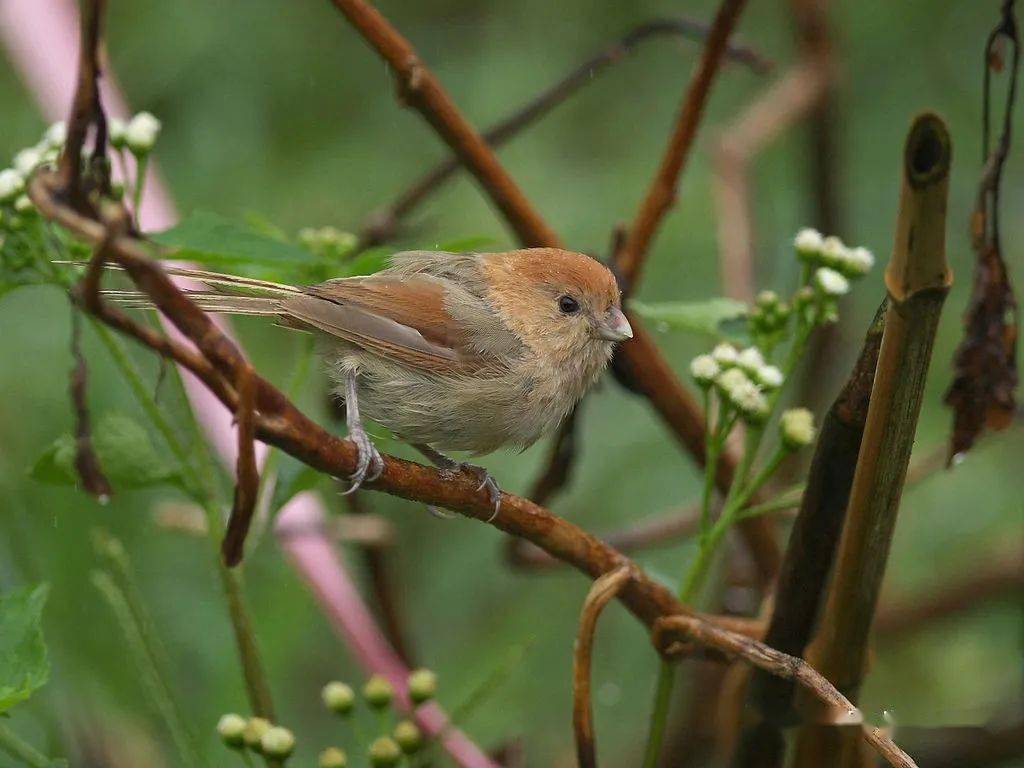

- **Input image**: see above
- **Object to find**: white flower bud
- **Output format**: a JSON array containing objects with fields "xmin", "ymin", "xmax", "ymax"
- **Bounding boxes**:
[
  {"xmin": 43, "ymin": 121, "xmax": 67, "ymax": 149},
  {"xmin": 780, "ymin": 408, "xmax": 816, "ymax": 449},
  {"xmin": 125, "ymin": 112, "xmax": 161, "ymax": 155},
  {"xmin": 217, "ymin": 713, "xmax": 247, "ymax": 748},
  {"xmin": 711, "ymin": 342, "xmax": 739, "ymax": 366},
  {"xmin": 260, "ymin": 726, "xmax": 296, "ymax": 759},
  {"xmin": 794, "ymin": 228, "xmax": 824, "ymax": 260},
  {"xmin": 715, "ymin": 367, "xmax": 750, "ymax": 398},
  {"xmin": 843, "ymin": 246, "xmax": 875, "ymax": 276},
  {"xmin": 731, "ymin": 380, "xmax": 770, "ymax": 422},
  {"xmin": 821, "ymin": 236, "xmax": 848, "ymax": 268},
  {"xmin": 0, "ymin": 169, "xmax": 25, "ymax": 202},
  {"xmin": 109, "ymin": 117, "xmax": 128, "ymax": 149},
  {"xmin": 690, "ymin": 354, "xmax": 720, "ymax": 386},
  {"xmin": 755, "ymin": 290, "xmax": 780, "ymax": 308},
  {"xmin": 322, "ymin": 681, "xmax": 355, "ymax": 714},
  {"xmin": 736, "ymin": 346, "xmax": 766, "ymax": 373},
  {"xmin": 756, "ymin": 365, "xmax": 784, "ymax": 390},
  {"xmin": 13, "ymin": 195, "xmax": 33, "ymax": 214},
  {"xmin": 814, "ymin": 267, "xmax": 850, "ymax": 297},
  {"xmin": 13, "ymin": 148, "xmax": 42, "ymax": 177},
  {"xmin": 319, "ymin": 747, "xmax": 348, "ymax": 768}
]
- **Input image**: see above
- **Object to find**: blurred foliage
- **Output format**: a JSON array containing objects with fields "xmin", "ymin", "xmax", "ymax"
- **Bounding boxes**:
[{"xmin": 0, "ymin": 1, "xmax": 1022, "ymax": 766}]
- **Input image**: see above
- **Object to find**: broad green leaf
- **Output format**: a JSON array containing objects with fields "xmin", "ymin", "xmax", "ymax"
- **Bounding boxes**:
[
  {"xmin": 629, "ymin": 298, "xmax": 748, "ymax": 338},
  {"xmin": 29, "ymin": 413, "xmax": 183, "ymax": 491},
  {"xmin": 0, "ymin": 583, "xmax": 50, "ymax": 713},
  {"xmin": 149, "ymin": 210, "xmax": 312, "ymax": 267},
  {"xmin": 342, "ymin": 247, "xmax": 389, "ymax": 278}
]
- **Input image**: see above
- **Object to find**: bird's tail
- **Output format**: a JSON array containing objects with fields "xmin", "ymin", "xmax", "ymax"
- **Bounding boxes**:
[{"xmin": 65, "ymin": 262, "xmax": 301, "ymax": 318}]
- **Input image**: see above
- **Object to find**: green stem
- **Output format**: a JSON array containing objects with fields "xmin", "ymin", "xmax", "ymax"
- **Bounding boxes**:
[
  {"xmin": 0, "ymin": 723, "xmax": 52, "ymax": 768},
  {"xmin": 132, "ymin": 154, "xmax": 148, "ymax": 231},
  {"xmin": 640, "ymin": 666, "xmax": 676, "ymax": 768},
  {"xmin": 93, "ymin": 570, "xmax": 205, "ymax": 766}
]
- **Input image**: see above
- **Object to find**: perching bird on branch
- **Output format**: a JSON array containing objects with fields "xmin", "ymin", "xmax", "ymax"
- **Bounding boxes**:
[{"xmin": 105, "ymin": 248, "xmax": 633, "ymax": 518}]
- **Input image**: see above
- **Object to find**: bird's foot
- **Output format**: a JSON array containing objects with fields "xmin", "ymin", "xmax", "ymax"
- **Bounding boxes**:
[
  {"xmin": 343, "ymin": 423, "xmax": 383, "ymax": 494},
  {"xmin": 414, "ymin": 445, "xmax": 502, "ymax": 523}
]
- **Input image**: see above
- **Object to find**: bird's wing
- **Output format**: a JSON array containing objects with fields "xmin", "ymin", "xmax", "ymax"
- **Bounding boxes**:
[{"xmin": 285, "ymin": 274, "xmax": 503, "ymax": 373}]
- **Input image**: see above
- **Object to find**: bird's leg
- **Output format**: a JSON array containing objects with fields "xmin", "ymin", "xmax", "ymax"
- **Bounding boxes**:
[
  {"xmin": 342, "ymin": 371, "xmax": 383, "ymax": 494},
  {"xmin": 413, "ymin": 444, "xmax": 502, "ymax": 523}
]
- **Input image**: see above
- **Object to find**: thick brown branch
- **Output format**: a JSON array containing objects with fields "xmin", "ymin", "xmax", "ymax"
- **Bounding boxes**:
[
  {"xmin": 614, "ymin": 0, "xmax": 751, "ymax": 291},
  {"xmin": 573, "ymin": 566, "xmax": 632, "ymax": 768},
  {"xmin": 357, "ymin": 17, "xmax": 770, "ymax": 248},
  {"xmin": 654, "ymin": 616, "xmax": 919, "ymax": 768}
]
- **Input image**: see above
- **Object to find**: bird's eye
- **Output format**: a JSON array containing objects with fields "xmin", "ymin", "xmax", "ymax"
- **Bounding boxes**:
[{"xmin": 558, "ymin": 295, "xmax": 581, "ymax": 315}]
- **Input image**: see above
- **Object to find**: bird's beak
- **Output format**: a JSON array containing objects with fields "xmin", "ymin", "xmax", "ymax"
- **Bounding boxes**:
[{"xmin": 597, "ymin": 306, "xmax": 633, "ymax": 342}]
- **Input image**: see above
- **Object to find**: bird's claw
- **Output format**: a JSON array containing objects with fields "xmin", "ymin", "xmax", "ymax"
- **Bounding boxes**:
[
  {"xmin": 463, "ymin": 464, "xmax": 502, "ymax": 523},
  {"xmin": 343, "ymin": 429, "xmax": 383, "ymax": 495}
]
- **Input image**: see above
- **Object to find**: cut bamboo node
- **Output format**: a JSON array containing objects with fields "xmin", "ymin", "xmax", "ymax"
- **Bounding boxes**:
[{"xmin": 885, "ymin": 112, "xmax": 953, "ymax": 302}]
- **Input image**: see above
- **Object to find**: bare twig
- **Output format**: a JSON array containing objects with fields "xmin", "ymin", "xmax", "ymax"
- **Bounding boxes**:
[
  {"xmin": 356, "ymin": 17, "xmax": 770, "ymax": 248},
  {"xmin": 573, "ymin": 566, "xmax": 633, "ymax": 768},
  {"xmin": 223, "ymin": 365, "xmax": 260, "ymax": 566},
  {"xmin": 653, "ymin": 615, "xmax": 919, "ymax": 768},
  {"xmin": 69, "ymin": 307, "xmax": 112, "ymax": 500},
  {"xmin": 712, "ymin": 63, "xmax": 828, "ymax": 300},
  {"xmin": 614, "ymin": 0, "xmax": 751, "ymax": 291},
  {"xmin": 794, "ymin": 113, "xmax": 953, "ymax": 766},
  {"xmin": 326, "ymin": 0, "xmax": 560, "ymax": 247}
]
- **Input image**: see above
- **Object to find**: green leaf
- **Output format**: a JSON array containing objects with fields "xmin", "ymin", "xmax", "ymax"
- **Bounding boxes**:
[
  {"xmin": 149, "ymin": 210, "xmax": 312, "ymax": 268},
  {"xmin": 0, "ymin": 583, "xmax": 50, "ymax": 713},
  {"xmin": 341, "ymin": 247, "xmax": 389, "ymax": 278},
  {"xmin": 629, "ymin": 298, "xmax": 748, "ymax": 338},
  {"xmin": 29, "ymin": 413, "xmax": 183, "ymax": 491},
  {"xmin": 434, "ymin": 235, "xmax": 496, "ymax": 253}
]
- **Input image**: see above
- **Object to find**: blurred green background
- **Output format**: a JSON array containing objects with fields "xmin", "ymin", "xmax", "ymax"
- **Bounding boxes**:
[{"xmin": 1, "ymin": 0, "xmax": 1022, "ymax": 765}]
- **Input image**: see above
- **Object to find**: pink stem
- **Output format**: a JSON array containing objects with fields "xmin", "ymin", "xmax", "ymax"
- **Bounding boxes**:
[{"xmin": 0, "ymin": 3, "xmax": 498, "ymax": 766}]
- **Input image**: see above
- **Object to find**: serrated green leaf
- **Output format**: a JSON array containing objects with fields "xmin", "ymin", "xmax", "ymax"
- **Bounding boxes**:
[
  {"xmin": 629, "ymin": 298, "xmax": 748, "ymax": 338},
  {"xmin": 149, "ymin": 210, "xmax": 312, "ymax": 267},
  {"xmin": 0, "ymin": 583, "xmax": 50, "ymax": 713},
  {"xmin": 29, "ymin": 414, "xmax": 182, "ymax": 491}
]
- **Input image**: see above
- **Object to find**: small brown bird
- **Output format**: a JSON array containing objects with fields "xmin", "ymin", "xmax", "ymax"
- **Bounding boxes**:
[{"xmin": 110, "ymin": 247, "xmax": 632, "ymax": 515}]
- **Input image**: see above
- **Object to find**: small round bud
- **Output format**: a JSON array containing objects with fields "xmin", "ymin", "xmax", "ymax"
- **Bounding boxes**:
[
  {"xmin": 393, "ymin": 720, "xmax": 423, "ymax": 754},
  {"xmin": 711, "ymin": 342, "xmax": 739, "ymax": 367},
  {"xmin": 368, "ymin": 737, "xmax": 402, "ymax": 767},
  {"xmin": 43, "ymin": 121, "xmax": 67, "ymax": 149},
  {"xmin": 731, "ymin": 380, "xmax": 770, "ymax": 423},
  {"xmin": 109, "ymin": 117, "xmax": 128, "ymax": 150},
  {"xmin": 820, "ymin": 236, "xmax": 848, "ymax": 269},
  {"xmin": 814, "ymin": 267, "xmax": 850, "ymax": 297},
  {"xmin": 216, "ymin": 713, "xmax": 248, "ymax": 749},
  {"xmin": 0, "ymin": 169, "xmax": 24, "ymax": 203},
  {"xmin": 689, "ymin": 354, "xmax": 720, "ymax": 387},
  {"xmin": 780, "ymin": 408, "xmax": 816, "ymax": 449},
  {"xmin": 13, "ymin": 195, "xmax": 34, "ymax": 215},
  {"xmin": 715, "ymin": 367, "xmax": 749, "ymax": 395},
  {"xmin": 755, "ymin": 290, "xmax": 780, "ymax": 309},
  {"xmin": 362, "ymin": 674, "xmax": 394, "ymax": 709},
  {"xmin": 792, "ymin": 286, "xmax": 815, "ymax": 310},
  {"xmin": 755, "ymin": 365, "xmax": 784, "ymax": 390},
  {"xmin": 322, "ymin": 681, "xmax": 355, "ymax": 715},
  {"xmin": 125, "ymin": 112, "xmax": 161, "ymax": 155},
  {"xmin": 407, "ymin": 668, "xmax": 437, "ymax": 704},
  {"xmin": 243, "ymin": 717, "xmax": 271, "ymax": 751},
  {"xmin": 794, "ymin": 228, "xmax": 824, "ymax": 261},
  {"xmin": 736, "ymin": 346, "xmax": 765, "ymax": 374},
  {"xmin": 319, "ymin": 747, "xmax": 348, "ymax": 768},
  {"xmin": 842, "ymin": 246, "xmax": 874, "ymax": 277},
  {"xmin": 13, "ymin": 148, "xmax": 41, "ymax": 177},
  {"xmin": 260, "ymin": 726, "xmax": 295, "ymax": 759}
]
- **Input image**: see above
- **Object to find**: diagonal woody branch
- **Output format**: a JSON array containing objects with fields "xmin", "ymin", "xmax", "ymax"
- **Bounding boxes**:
[{"xmin": 325, "ymin": 0, "xmax": 781, "ymax": 583}]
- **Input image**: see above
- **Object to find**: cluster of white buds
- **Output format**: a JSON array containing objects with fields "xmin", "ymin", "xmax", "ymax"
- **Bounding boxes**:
[
  {"xmin": 218, "ymin": 714, "xmax": 296, "ymax": 762},
  {"xmin": 695, "ymin": 343, "xmax": 782, "ymax": 423},
  {"xmin": 110, "ymin": 112, "xmax": 162, "ymax": 155},
  {"xmin": 299, "ymin": 225, "xmax": 358, "ymax": 260},
  {"xmin": 794, "ymin": 228, "xmax": 875, "ymax": 279},
  {"xmin": 779, "ymin": 407, "xmax": 816, "ymax": 450},
  {"xmin": 0, "ymin": 122, "xmax": 67, "ymax": 221}
]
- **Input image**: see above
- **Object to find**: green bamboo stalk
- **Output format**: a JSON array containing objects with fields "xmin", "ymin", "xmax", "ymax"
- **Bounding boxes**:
[{"xmin": 792, "ymin": 112, "xmax": 952, "ymax": 767}]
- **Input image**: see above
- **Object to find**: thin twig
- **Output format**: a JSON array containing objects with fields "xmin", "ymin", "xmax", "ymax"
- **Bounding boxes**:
[
  {"xmin": 69, "ymin": 307, "xmax": 112, "ymax": 500},
  {"xmin": 613, "ymin": 0, "xmax": 751, "ymax": 292},
  {"xmin": 573, "ymin": 566, "xmax": 633, "ymax": 768},
  {"xmin": 223, "ymin": 365, "xmax": 260, "ymax": 566},
  {"xmin": 653, "ymin": 615, "xmax": 919, "ymax": 768},
  {"xmin": 356, "ymin": 17, "xmax": 771, "ymax": 248}
]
